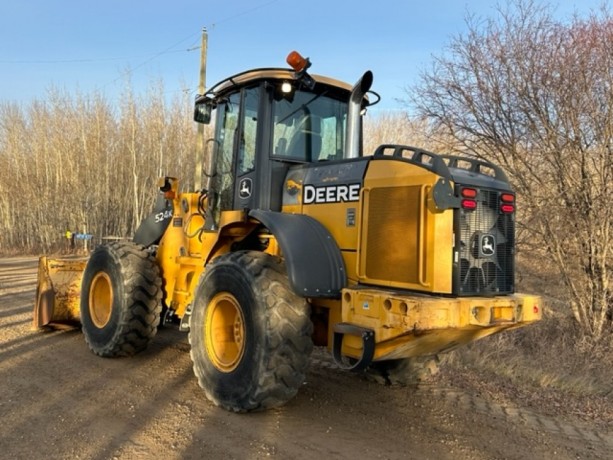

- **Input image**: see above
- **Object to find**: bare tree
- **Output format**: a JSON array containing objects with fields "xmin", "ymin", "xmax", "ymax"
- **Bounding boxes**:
[
  {"xmin": 363, "ymin": 111, "xmax": 460, "ymax": 155},
  {"xmin": 409, "ymin": 0, "xmax": 613, "ymax": 342},
  {"xmin": 0, "ymin": 82, "xmax": 199, "ymax": 255}
]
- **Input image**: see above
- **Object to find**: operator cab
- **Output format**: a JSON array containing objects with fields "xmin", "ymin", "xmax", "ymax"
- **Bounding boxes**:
[{"xmin": 194, "ymin": 52, "xmax": 373, "ymax": 229}]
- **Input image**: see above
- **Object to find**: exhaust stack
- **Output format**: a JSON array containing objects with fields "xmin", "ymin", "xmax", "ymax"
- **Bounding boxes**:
[{"xmin": 346, "ymin": 71, "xmax": 373, "ymax": 159}]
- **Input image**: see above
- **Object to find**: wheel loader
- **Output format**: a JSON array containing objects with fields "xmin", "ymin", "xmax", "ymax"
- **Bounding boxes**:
[{"xmin": 34, "ymin": 51, "xmax": 541, "ymax": 412}]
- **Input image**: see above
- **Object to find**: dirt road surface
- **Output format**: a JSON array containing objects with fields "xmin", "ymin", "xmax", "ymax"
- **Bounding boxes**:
[{"xmin": 1, "ymin": 257, "xmax": 611, "ymax": 459}]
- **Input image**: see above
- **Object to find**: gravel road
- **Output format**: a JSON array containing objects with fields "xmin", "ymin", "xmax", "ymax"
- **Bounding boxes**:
[{"xmin": 1, "ymin": 257, "xmax": 610, "ymax": 459}]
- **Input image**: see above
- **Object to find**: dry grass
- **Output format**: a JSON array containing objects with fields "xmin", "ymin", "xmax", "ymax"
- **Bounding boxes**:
[{"xmin": 444, "ymin": 315, "xmax": 612, "ymax": 395}]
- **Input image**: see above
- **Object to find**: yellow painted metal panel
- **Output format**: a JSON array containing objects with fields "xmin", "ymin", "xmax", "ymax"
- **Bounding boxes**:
[
  {"xmin": 358, "ymin": 160, "xmax": 454, "ymax": 294},
  {"xmin": 338, "ymin": 286, "xmax": 542, "ymax": 361}
]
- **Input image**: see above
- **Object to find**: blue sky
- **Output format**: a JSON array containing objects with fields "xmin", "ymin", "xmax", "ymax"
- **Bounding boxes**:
[{"xmin": 0, "ymin": 0, "xmax": 606, "ymax": 111}]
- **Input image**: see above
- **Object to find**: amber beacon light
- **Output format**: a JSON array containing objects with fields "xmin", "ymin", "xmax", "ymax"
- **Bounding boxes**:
[{"xmin": 286, "ymin": 50, "xmax": 310, "ymax": 73}]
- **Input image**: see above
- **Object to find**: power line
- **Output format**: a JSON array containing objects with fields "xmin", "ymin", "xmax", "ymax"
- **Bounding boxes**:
[
  {"xmin": 0, "ymin": 0, "xmax": 284, "ymax": 101},
  {"xmin": 101, "ymin": 0, "xmax": 283, "ymax": 92},
  {"xmin": 0, "ymin": 1, "xmax": 281, "ymax": 67},
  {"xmin": 98, "ymin": 30, "xmax": 203, "ymax": 91},
  {"xmin": 0, "ymin": 48, "xmax": 194, "ymax": 65},
  {"xmin": 208, "ymin": 0, "xmax": 280, "ymax": 28}
]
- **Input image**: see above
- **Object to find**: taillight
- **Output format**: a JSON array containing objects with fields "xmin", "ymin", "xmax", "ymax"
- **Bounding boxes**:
[
  {"xmin": 461, "ymin": 199, "xmax": 477, "ymax": 210},
  {"xmin": 461, "ymin": 187, "xmax": 477, "ymax": 210},
  {"xmin": 462, "ymin": 188, "xmax": 477, "ymax": 198},
  {"xmin": 500, "ymin": 193, "xmax": 515, "ymax": 214}
]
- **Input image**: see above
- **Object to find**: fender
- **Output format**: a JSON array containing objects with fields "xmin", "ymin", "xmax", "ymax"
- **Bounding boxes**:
[
  {"xmin": 249, "ymin": 210, "xmax": 346, "ymax": 298},
  {"xmin": 133, "ymin": 194, "xmax": 173, "ymax": 246}
]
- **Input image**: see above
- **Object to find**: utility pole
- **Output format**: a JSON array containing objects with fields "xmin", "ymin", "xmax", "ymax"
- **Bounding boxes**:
[{"xmin": 194, "ymin": 28, "xmax": 208, "ymax": 191}]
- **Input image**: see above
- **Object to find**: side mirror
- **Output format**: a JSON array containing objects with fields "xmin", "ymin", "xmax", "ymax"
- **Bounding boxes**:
[{"xmin": 194, "ymin": 96, "xmax": 214, "ymax": 124}]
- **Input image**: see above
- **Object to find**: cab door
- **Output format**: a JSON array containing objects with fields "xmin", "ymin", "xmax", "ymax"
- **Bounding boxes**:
[
  {"xmin": 233, "ymin": 86, "xmax": 261, "ymax": 212},
  {"xmin": 208, "ymin": 86, "xmax": 262, "ymax": 227}
]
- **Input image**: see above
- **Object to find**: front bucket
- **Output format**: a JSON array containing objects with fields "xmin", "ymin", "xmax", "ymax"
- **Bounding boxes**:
[{"xmin": 33, "ymin": 256, "xmax": 88, "ymax": 328}]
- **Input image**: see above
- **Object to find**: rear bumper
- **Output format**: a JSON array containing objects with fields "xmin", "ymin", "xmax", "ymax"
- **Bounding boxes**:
[{"xmin": 339, "ymin": 287, "xmax": 541, "ymax": 360}]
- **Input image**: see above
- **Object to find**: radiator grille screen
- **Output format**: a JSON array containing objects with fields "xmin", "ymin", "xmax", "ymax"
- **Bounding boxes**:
[{"xmin": 456, "ymin": 189, "xmax": 514, "ymax": 295}]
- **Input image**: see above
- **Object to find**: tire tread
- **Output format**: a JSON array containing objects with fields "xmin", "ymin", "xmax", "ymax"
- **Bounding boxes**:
[
  {"xmin": 82, "ymin": 241, "xmax": 162, "ymax": 357},
  {"xmin": 189, "ymin": 251, "xmax": 313, "ymax": 412}
]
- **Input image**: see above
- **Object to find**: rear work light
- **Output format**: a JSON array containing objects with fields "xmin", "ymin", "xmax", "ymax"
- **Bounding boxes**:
[
  {"xmin": 500, "ymin": 192, "xmax": 515, "ymax": 214},
  {"xmin": 461, "ymin": 187, "xmax": 478, "ymax": 210}
]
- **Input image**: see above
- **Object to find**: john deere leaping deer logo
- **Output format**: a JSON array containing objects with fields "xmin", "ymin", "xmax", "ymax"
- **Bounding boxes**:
[
  {"xmin": 481, "ymin": 234, "xmax": 496, "ymax": 257},
  {"xmin": 239, "ymin": 178, "xmax": 252, "ymax": 199}
]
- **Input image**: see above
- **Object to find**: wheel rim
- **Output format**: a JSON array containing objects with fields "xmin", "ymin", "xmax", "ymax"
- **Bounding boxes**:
[
  {"xmin": 205, "ymin": 292, "xmax": 246, "ymax": 372},
  {"xmin": 89, "ymin": 272, "xmax": 113, "ymax": 328}
]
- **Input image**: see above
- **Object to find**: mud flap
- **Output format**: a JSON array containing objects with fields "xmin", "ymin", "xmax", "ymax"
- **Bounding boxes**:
[
  {"xmin": 332, "ymin": 323, "xmax": 375, "ymax": 372},
  {"xmin": 33, "ymin": 256, "xmax": 87, "ymax": 328}
]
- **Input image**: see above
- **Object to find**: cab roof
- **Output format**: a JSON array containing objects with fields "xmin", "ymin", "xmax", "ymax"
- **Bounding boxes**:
[{"xmin": 205, "ymin": 68, "xmax": 354, "ymax": 97}]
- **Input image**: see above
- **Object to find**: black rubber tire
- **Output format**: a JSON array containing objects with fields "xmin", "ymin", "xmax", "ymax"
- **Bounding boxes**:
[
  {"xmin": 80, "ymin": 242, "xmax": 162, "ymax": 357},
  {"xmin": 189, "ymin": 251, "xmax": 313, "ymax": 412},
  {"xmin": 364, "ymin": 356, "xmax": 440, "ymax": 386}
]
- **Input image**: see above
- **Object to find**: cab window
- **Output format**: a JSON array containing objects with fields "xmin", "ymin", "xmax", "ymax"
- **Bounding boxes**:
[
  {"xmin": 272, "ymin": 90, "xmax": 347, "ymax": 162},
  {"xmin": 237, "ymin": 87, "xmax": 260, "ymax": 175}
]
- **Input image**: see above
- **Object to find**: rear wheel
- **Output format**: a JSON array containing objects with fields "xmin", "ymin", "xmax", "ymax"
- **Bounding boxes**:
[
  {"xmin": 80, "ymin": 242, "xmax": 162, "ymax": 357},
  {"xmin": 189, "ymin": 251, "xmax": 313, "ymax": 412}
]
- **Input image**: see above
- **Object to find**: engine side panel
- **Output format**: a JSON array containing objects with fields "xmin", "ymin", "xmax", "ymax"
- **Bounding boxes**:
[{"xmin": 358, "ymin": 159, "xmax": 454, "ymax": 293}]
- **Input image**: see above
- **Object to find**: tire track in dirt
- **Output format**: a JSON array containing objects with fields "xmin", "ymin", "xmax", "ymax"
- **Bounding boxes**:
[
  {"xmin": 309, "ymin": 347, "xmax": 613, "ymax": 450},
  {"xmin": 417, "ymin": 386, "xmax": 613, "ymax": 448}
]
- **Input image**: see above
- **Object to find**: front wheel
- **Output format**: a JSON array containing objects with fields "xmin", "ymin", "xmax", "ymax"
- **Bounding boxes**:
[
  {"xmin": 189, "ymin": 251, "xmax": 313, "ymax": 412},
  {"xmin": 80, "ymin": 242, "xmax": 162, "ymax": 357}
]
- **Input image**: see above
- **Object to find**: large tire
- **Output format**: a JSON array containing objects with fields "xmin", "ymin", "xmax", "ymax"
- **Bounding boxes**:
[
  {"xmin": 189, "ymin": 251, "xmax": 313, "ymax": 412},
  {"xmin": 80, "ymin": 242, "xmax": 162, "ymax": 357},
  {"xmin": 364, "ymin": 356, "xmax": 440, "ymax": 386}
]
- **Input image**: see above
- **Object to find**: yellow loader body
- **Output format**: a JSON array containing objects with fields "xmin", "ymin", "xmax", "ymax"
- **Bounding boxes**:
[{"xmin": 32, "ymin": 58, "xmax": 543, "ymax": 413}]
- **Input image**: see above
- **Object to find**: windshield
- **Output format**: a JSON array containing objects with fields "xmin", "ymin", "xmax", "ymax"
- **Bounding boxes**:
[{"xmin": 271, "ymin": 90, "xmax": 348, "ymax": 162}]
